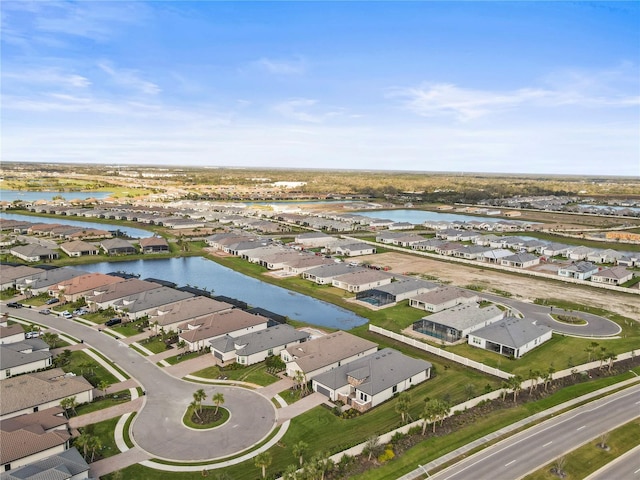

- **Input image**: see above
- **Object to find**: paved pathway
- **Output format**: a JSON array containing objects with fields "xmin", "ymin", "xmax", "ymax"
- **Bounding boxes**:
[
  {"xmin": 164, "ymin": 353, "xmax": 216, "ymax": 378},
  {"xmin": 89, "ymin": 447, "xmax": 152, "ymax": 479}
]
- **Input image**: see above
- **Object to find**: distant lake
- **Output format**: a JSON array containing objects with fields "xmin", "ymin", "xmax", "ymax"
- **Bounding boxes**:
[
  {"xmin": 0, "ymin": 212, "xmax": 150, "ymax": 239},
  {"xmin": 80, "ymin": 257, "xmax": 367, "ymax": 330},
  {"xmin": 360, "ymin": 209, "xmax": 518, "ymax": 224},
  {"xmin": 578, "ymin": 204, "xmax": 640, "ymax": 213},
  {"xmin": 0, "ymin": 189, "xmax": 113, "ymax": 202}
]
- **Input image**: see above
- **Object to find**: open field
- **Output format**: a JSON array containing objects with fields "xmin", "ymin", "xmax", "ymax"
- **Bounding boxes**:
[{"xmin": 363, "ymin": 251, "xmax": 640, "ymax": 320}]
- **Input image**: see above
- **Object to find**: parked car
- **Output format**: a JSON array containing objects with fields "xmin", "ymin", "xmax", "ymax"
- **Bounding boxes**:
[
  {"xmin": 45, "ymin": 298, "xmax": 60, "ymax": 305},
  {"xmin": 39, "ymin": 309, "xmax": 51, "ymax": 315},
  {"xmin": 7, "ymin": 302, "xmax": 22, "ymax": 308},
  {"xmin": 73, "ymin": 308, "xmax": 88, "ymax": 316},
  {"xmin": 61, "ymin": 310, "xmax": 73, "ymax": 319},
  {"xmin": 26, "ymin": 331, "xmax": 41, "ymax": 338},
  {"xmin": 105, "ymin": 318, "xmax": 122, "ymax": 327}
]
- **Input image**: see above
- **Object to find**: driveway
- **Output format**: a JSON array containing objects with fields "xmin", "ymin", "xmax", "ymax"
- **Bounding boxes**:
[{"xmin": 5, "ymin": 306, "xmax": 278, "ymax": 461}]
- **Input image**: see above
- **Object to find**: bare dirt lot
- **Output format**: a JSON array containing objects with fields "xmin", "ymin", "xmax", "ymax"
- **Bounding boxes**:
[{"xmin": 365, "ymin": 252, "xmax": 640, "ymax": 320}]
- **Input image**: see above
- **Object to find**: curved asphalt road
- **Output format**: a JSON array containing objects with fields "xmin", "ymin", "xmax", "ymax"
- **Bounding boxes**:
[
  {"xmin": 428, "ymin": 383, "xmax": 640, "ymax": 480},
  {"xmin": 4, "ymin": 306, "xmax": 277, "ymax": 461},
  {"xmin": 479, "ymin": 292, "xmax": 621, "ymax": 337}
]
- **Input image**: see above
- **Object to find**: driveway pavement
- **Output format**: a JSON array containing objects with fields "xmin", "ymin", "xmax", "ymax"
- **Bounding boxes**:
[
  {"xmin": 479, "ymin": 293, "xmax": 621, "ymax": 337},
  {"xmin": 6, "ymin": 307, "xmax": 278, "ymax": 462}
]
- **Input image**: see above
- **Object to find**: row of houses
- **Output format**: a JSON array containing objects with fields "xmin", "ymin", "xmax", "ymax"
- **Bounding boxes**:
[{"xmin": 5, "ymin": 236, "xmax": 169, "ymax": 262}]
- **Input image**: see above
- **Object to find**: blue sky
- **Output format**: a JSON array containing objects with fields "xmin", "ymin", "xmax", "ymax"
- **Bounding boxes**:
[{"xmin": 2, "ymin": 1, "xmax": 639, "ymax": 176}]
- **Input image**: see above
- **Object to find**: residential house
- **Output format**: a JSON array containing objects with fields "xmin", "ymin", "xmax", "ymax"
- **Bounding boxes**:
[
  {"xmin": 52, "ymin": 273, "xmax": 124, "ymax": 303},
  {"xmin": 542, "ymin": 243, "xmax": 571, "ymax": 257},
  {"xmin": 99, "ymin": 238, "xmax": 136, "ymax": 255},
  {"xmin": 0, "ymin": 369, "xmax": 93, "ymax": 421},
  {"xmin": 139, "ymin": 236, "xmax": 170, "ymax": 254},
  {"xmin": 452, "ymin": 245, "xmax": 492, "ymax": 260},
  {"xmin": 564, "ymin": 246, "xmax": 596, "ymax": 261},
  {"xmin": 178, "ymin": 309, "xmax": 270, "ymax": 352},
  {"xmin": 293, "ymin": 232, "xmax": 336, "ymax": 248},
  {"xmin": 468, "ymin": 317, "xmax": 553, "ymax": 358},
  {"xmin": 148, "ymin": 296, "xmax": 234, "ymax": 332},
  {"xmin": 209, "ymin": 324, "xmax": 309, "ymax": 366},
  {"xmin": 282, "ymin": 255, "xmax": 335, "ymax": 275},
  {"xmin": 312, "ymin": 349, "xmax": 432, "ymax": 412},
  {"xmin": 333, "ymin": 242, "xmax": 376, "ymax": 257},
  {"xmin": 9, "ymin": 245, "xmax": 59, "ymax": 263},
  {"xmin": 0, "ymin": 266, "xmax": 44, "ymax": 291},
  {"xmin": 331, "ymin": 270, "xmax": 394, "ymax": 293},
  {"xmin": 591, "ymin": 267, "xmax": 633, "ymax": 286},
  {"xmin": 0, "ymin": 447, "xmax": 89, "ymax": 480},
  {"xmin": 355, "ymin": 278, "xmax": 439, "ymax": 307},
  {"xmin": 302, "ymin": 264, "xmax": 367, "ymax": 285},
  {"xmin": 0, "ymin": 408, "xmax": 72, "ymax": 472},
  {"xmin": 1, "ymin": 339, "xmax": 52, "ymax": 380},
  {"xmin": 281, "ymin": 331, "xmax": 378, "ymax": 380},
  {"xmin": 111, "ymin": 287, "xmax": 194, "ymax": 320},
  {"xmin": 59, "ymin": 240, "xmax": 99, "ymax": 258},
  {"xmin": 500, "ymin": 252, "xmax": 540, "ymax": 269},
  {"xmin": 412, "ymin": 304, "xmax": 505, "ymax": 343},
  {"xmin": 85, "ymin": 278, "xmax": 161, "ymax": 311},
  {"xmin": 0, "ymin": 324, "xmax": 25, "ymax": 345},
  {"xmin": 481, "ymin": 249, "xmax": 513, "ymax": 264},
  {"xmin": 558, "ymin": 261, "xmax": 600, "ymax": 280},
  {"xmin": 617, "ymin": 255, "xmax": 639, "ymax": 268},
  {"xmin": 409, "ymin": 286, "xmax": 479, "ymax": 313},
  {"xmin": 587, "ymin": 249, "xmax": 624, "ymax": 264},
  {"xmin": 15, "ymin": 268, "xmax": 87, "ymax": 296}
]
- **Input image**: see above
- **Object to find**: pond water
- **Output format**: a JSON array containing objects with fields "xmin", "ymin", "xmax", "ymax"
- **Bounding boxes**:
[
  {"xmin": 0, "ymin": 189, "xmax": 114, "ymax": 203},
  {"xmin": 359, "ymin": 209, "xmax": 520, "ymax": 224},
  {"xmin": 80, "ymin": 257, "xmax": 367, "ymax": 330},
  {"xmin": 578, "ymin": 204, "xmax": 640, "ymax": 213},
  {"xmin": 0, "ymin": 212, "xmax": 150, "ymax": 239}
]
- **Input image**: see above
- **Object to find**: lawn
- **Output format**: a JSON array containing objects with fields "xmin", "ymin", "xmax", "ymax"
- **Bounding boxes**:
[
  {"xmin": 110, "ymin": 319, "xmax": 150, "ymax": 337},
  {"xmin": 101, "ymin": 370, "xmax": 639, "ymax": 480},
  {"xmin": 75, "ymin": 390, "xmax": 132, "ymax": 416},
  {"xmin": 59, "ymin": 350, "xmax": 119, "ymax": 387},
  {"xmin": 523, "ymin": 419, "xmax": 640, "ymax": 480},
  {"xmin": 139, "ymin": 336, "xmax": 172, "ymax": 354},
  {"xmin": 76, "ymin": 416, "xmax": 121, "ymax": 462},
  {"xmin": 163, "ymin": 350, "xmax": 207, "ymax": 366},
  {"xmin": 191, "ymin": 362, "xmax": 280, "ymax": 386}
]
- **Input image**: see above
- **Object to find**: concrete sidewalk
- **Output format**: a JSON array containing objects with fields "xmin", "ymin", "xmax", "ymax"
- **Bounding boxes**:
[
  {"xmin": 69, "ymin": 397, "xmax": 144, "ymax": 429},
  {"xmin": 89, "ymin": 447, "xmax": 152, "ymax": 479}
]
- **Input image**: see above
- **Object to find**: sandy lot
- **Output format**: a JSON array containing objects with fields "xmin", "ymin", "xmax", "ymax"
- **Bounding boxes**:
[{"xmin": 365, "ymin": 252, "xmax": 640, "ymax": 320}]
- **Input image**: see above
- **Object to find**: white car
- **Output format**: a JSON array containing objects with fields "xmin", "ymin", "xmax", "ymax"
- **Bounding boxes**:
[{"xmin": 61, "ymin": 311, "xmax": 73, "ymax": 319}]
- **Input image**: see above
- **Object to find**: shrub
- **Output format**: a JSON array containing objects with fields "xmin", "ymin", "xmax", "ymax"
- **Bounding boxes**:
[{"xmin": 378, "ymin": 447, "xmax": 395, "ymax": 463}]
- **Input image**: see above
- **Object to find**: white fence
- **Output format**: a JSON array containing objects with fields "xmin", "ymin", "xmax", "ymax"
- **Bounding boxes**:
[{"xmin": 369, "ymin": 324, "xmax": 512, "ymax": 379}]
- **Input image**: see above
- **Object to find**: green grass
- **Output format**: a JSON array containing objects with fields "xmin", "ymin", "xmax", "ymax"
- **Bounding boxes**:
[
  {"xmin": 110, "ymin": 319, "xmax": 149, "ymax": 337},
  {"xmin": 163, "ymin": 350, "xmax": 206, "ymax": 366},
  {"xmin": 78, "ymin": 417, "xmax": 121, "ymax": 461},
  {"xmin": 523, "ymin": 419, "xmax": 640, "ymax": 480},
  {"xmin": 139, "ymin": 336, "xmax": 171, "ymax": 354},
  {"xmin": 60, "ymin": 350, "xmax": 119, "ymax": 387},
  {"xmin": 191, "ymin": 362, "xmax": 281, "ymax": 386},
  {"xmin": 183, "ymin": 405, "xmax": 230, "ymax": 429},
  {"xmin": 88, "ymin": 348, "xmax": 130, "ymax": 379},
  {"xmin": 278, "ymin": 388, "xmax": 303, "ymax": 405},
  {"xmin": 122, "ymin": 412, "xmax": 136, "ymax": 449},
  {"xmin": 129, "ymin": 344, "xmax": 149, "ymax": 356},
  {"xmin": 75, "ymin": 390, "xmax": 131, "ymax": 416}
]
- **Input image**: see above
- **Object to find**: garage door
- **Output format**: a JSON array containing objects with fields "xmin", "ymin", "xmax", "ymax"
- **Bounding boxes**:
[{"xmin": 315, "ymin": 384, "xmax": 331, "ymax": 398}]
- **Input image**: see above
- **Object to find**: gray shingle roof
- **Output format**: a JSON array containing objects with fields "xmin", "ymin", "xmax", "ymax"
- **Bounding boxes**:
[
  {"xmin": 230, "ymin": 325, "xmax": 310, "ymax": 356},
  {"xmin": 313, "ymin": 348, "xmax": 432, "ymax": 396},
  {"xmin": 471, "ymin": 317, "xmax": 552, "ymax": 348},
  {"xmin": 0, "ymin": 447, "xmax": 89, "ymax": 480}
]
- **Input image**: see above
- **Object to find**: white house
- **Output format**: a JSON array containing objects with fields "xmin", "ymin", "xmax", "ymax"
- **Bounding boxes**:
[
  {"xmin": 591, "ymin": 266, "xmax": 633, "ymax": 286},
  {"xmin": 557, "ymin": 261, "xmax": 600, "ymax": 280},
  {"xmin": 468, "ymin": 317, "xmax": 553, "ymax": 358},
  {"xmin": 312, "ymin": 349, "xmax": 432, "ymax": 412}
]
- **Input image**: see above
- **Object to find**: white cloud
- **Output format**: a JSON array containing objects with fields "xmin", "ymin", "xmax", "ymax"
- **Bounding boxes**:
[
  {"xmin": 273, "ymin": 98, "xmax": 343, "ymax": 123},
  {"xmin": 98, "ymin": 61, "xmax": 161, "ymax": 95},
  {"xmin": 254, "ymin": 57, "xmax": 306, "ymax": 75},
  {"xmin": 2, "ymin": 68, "xmax": 91, "ymax": 89},
  {"xmin": 390, "ymin": 66, "xmax": 640, "ymax": 121}
]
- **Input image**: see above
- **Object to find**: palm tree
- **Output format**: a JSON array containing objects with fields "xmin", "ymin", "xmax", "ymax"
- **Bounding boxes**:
[
  {"xmin": 395, "ymin": 393, "xmax": 411, "ymax": 424},
  {"xmin": 254, "ymin": 451, "xmax": 272, "ymax": 479},
  {"xmin": 422, "ymin": 399, "xmax": 440, "ymax": 435},
  {"xmin": 98, "ymin": 380, "xmax": 110, "ymax": 397},
  {"xmin": 74, "ymin": 432, "xmax": 90, "ymax": 460},
  {"xmin": 598, "ymin": 347, "xmax": 608, "ymax": 369},
  {"xmin": 88, "ymin": 435, "xmax": 102, "ymax": 462},
  {"xmin": 60, "ymin": 396, "xmax": 78, "ymax": 418},
  {"xmin": 508, "ymin": 375, "xmax": 523, "ymax": 403},
  {"xmin": 292, "ymin": 440, "xmax": 308, "ymax": 467},
  {"xmin": 212, "ymin": 392, "xmax": 225, "ymax": 415},
  {"xmin": 282, "ymin": 464, "xmax": 299, "ymax": 480},
  {"xmin": 363, "ymin": 435, "xmax": 382, "ymax": 461},
  {"xmin": 313, "ymin": 451, "xmax": 335, "ymax": 480},
  {"xmin": 193, "ymin": 388, "xmax": 207, "ymax": 414},
  {"xmin": 606, "ymin": 352, "xmax": 617, "ymax": 373},
  {"xmin": 544, "ymin": 367, "xmax": 555, "ymax": 391},
  {"xmin": 178, "ymin": 340, "xmax": 187, "ymax": 357},
  {"xmin": 437, "ymin": 399, "xmax": 451, "ymax": 426},
  {"xmin": 189, "ymin": 400, "xmax": 201, "ymax": 420}
]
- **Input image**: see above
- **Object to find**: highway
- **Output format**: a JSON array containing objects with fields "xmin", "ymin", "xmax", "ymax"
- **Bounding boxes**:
[{"xmin": 428, "ymin": 383, "xmax": 640, "ymax": 480}]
